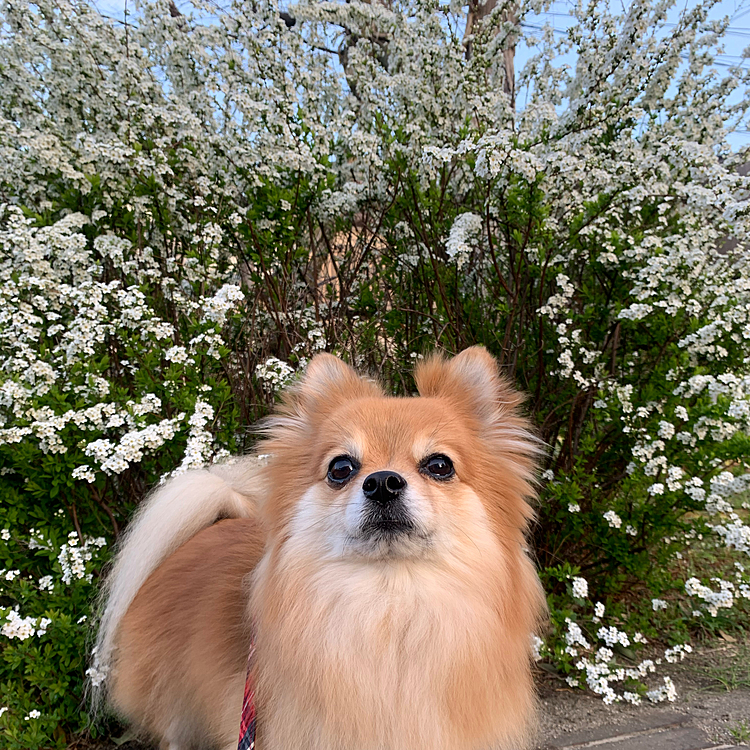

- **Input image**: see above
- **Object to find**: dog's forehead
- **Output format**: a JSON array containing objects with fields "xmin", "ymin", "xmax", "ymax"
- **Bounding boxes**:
[{"xmin": 322, "ymin": 395, "xmax": 465, "ymax": 461}]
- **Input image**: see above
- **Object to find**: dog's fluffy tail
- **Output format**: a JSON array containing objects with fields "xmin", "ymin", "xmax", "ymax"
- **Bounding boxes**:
[{"xmin": 91, "ymin": 458, "xmax": 262, "ymax": 706}]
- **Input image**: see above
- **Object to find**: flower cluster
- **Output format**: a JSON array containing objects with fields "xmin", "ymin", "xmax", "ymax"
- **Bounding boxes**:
[
  {"xmin": 685, "ymin": 576, "xmax": 750, "ymax": 617},
  {"xmin": 445, "ymin": 213, "xmax": 483, "ymax": 269},
  {"xmin": 0, "ymin": 522, "xmax": 111, "ymax": 747},
  {"xmin": 57, "ymin": 532, "xmax": 106, "ymax": 585},
  {"xmin": 256, "ymin": 358, "xmax": 297, "ymax": 392},
  {"xmin": 542, "ymin": 589, "xmax": 697, "ymax": 706},
  {"xmin": 1, "ymin": 610, "xmax": 51, "ymax": 641},
  {"xmin": 172, "ymin": 400, "xmax": 217, "ymax": 476},
  {"xmin": 571, "ymin": 577, "xmax": 589, "ymax": 599}
]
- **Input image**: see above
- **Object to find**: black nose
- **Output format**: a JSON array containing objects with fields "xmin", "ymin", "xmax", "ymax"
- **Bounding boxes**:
[{"xmin": 362, "ymin": 471, "xmax": 406, "ymax": 504}]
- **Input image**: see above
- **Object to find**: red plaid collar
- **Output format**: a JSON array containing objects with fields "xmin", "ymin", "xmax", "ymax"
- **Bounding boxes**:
[{"xmin": 237, "ymin": 640, "xmax": 256, "ymax": 750}]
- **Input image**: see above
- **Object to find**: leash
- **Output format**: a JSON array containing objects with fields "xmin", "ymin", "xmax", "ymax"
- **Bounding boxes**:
[{"xmin": 237, "ymin": 639, "xmax": 257, "ymax": 750}]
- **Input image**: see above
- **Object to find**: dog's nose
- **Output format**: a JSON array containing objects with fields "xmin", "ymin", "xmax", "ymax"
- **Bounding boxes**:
[{"xmin": 362, "ymin": 471, "xmax": 406, "ymax": 504}]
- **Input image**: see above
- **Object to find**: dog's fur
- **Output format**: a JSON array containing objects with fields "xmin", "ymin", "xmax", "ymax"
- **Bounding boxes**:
[{"xmin": 94, "ymin": 347, "xmax": 546, "ymax": 750}]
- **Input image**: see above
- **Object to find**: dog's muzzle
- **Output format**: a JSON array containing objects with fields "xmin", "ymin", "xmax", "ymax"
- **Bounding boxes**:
[{"xmin": 360, "ymin": 471, "xmax": 415, "ymax": 539}]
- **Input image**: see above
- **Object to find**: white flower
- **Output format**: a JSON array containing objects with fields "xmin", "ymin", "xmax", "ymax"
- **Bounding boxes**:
[
  {"xmin": 664, "ymin": 644, "xmax": 692, "ymax": 663},
  {"xmin": 72, "ymin": 465, "xmax": 96, "ymax": 483},
  {"xmin": 571, "ymin": 576, "xmax": 589, "ymax": 599},
  {"xmin": 445, "ymin": 213, "xmax": 482, "ymax": 268},
  {"xmin": 0, "ymin": 529, "xmax": 9, "ymax": 541},
  {"xmin": 164, "ymin": 345, "xmax": 190, "ymax": 364},
  {"xmin": 565, "ymin": 618, "xmax": 590, "ymax": 649},
  {"xmin": 603, "ymin": 511, "xmax": 622, "ymax": 529},
  {"xmin": 618, "ymin": 303, "xmax": 653, "ymax": 321},
  {"xmin": 530, "ymin": 633, "xmax": 544, "ymax": 661},
  {"xmin": 646, "ymin": 676, "xmax": 677, "ymax": 703},
  {"xmin": 2, "ymin": 610, "xmax": 50, "ymax": 641},
  {"xmin": 57, "ymin": 533, "xmax": 103, "ymax": 585},
  {"xmin": 169, "ymin": 400, "xmax": 216, "ymax": 476},
  {"xmin": 86, "ymin": 664, "xmax": 109, "ymax": 687},
  {"xmin": 25, "ymin": 710, "xmax": 41, "ymax": 720},
  {"xmin": 684, "ymin": 577, "xmax": 735, "ymax": 616},
  {"xmin": 202, "ymin": 284, "xmax": 244, "ymax": 324},
  {"xmin": 597, "ymin": 626, "xmax": 630, "ymax": 647},
  {"xmin": 256, "ymin": 358, "xmax": 295, "ymax": 391},
  {"xmin": 568, "ymin": 502, "xmax": 581, "ymax": 513},
  {"xmin": 666, "ymin": 467, "xmax": 684, "ymax": 491},
  {"xmin": 657, "ymin": 421, "xmax": 675, "ymax": 440},
  {"xmin": 652, "ymin": 598, "xmax": 668, "ymax": 611}
]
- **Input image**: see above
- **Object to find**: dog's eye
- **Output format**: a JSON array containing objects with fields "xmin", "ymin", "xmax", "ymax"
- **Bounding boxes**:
[
  {"xmin": 327, "ymin": 455, "xmax": 359, "ymax": 485},
  {"xmin": 421, "ymin": 454, "xmax": 455, "ymax": 480}
]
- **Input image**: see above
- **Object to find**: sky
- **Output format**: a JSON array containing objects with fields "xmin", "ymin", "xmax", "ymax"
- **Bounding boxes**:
[{"xmin": 90, "ymin": 0, "xmax": 750, "ymax": 150}]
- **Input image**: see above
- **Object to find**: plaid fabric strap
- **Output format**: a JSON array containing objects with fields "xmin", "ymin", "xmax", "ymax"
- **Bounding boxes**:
[{"xmin": 237, "ymin": 640, "xmax": 256, "ymax": 750}]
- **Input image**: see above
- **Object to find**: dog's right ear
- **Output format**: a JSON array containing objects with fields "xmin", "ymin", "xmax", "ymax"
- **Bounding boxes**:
[
  {"xmin": 298, "ymin": 354, "xmax": 377, "ymax": 403},
  {"xmin": 266, "ymin": 354, "xmax": 382, "ymax": 437}
]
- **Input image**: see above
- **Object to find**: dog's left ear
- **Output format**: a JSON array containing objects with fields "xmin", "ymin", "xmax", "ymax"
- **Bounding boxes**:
[{"xmin": 415, "ymin": 346, "xmax": 522, "ymax": 424}]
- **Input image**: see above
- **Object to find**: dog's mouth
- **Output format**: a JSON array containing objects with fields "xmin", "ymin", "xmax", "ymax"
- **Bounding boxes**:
[
  {"xmin": 360, "ymin": 516, "xmax": 416, "ymax": 540},
  {"xmin": 360, "ymin": 502, "xmax": 416, "ymax": 537},
  {"xmin": 351, "ymin": 506, "xmax": 431, "ymax": 557}
]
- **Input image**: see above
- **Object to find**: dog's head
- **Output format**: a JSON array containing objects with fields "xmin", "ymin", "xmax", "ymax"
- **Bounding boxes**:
[{"xmin": 257, "ymin": 347, "xmax": 541, "ymax": 565}]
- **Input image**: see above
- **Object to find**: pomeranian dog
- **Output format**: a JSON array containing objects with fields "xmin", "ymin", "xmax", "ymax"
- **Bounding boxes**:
[{"xmin": 93, "ymin": 347, "xmax": 546, "ymax": 750}]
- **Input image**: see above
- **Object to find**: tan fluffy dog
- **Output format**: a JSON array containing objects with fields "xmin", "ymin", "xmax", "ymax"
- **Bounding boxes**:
[{"xmin": 93, "ymin": 347, "xmax": 546, "ymax": 750}]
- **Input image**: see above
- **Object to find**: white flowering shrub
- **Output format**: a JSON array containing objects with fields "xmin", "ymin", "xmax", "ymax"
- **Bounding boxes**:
[
  {"xmin": 1, "ymin": 0, "xmax": 750, "ymax": 744},
  {"xmin": 0, "ymin": 524, "xmax": 108, "ymax": 748}
]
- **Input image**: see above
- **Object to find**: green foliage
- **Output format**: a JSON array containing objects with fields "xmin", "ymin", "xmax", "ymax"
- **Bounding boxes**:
[{"xmin": 0, "ymin": 521, "xmax": 104, "ymax": 749}]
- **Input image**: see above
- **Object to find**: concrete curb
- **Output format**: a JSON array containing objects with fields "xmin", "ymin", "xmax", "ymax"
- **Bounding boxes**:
[{"xmin": 539, "ymin": 708, "xmax": 749, "ymax": 750}]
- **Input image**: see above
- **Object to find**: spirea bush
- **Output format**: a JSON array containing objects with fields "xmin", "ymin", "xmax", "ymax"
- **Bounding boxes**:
[{"xmin": 1, "ymin": 0, "xmax": 750, "ymax": 744}]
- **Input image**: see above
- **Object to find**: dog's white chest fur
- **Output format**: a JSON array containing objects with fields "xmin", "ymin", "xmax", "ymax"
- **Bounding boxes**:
[{"xmin": 253, "ymin": 557, "xmax": 518, "ymax": 750}]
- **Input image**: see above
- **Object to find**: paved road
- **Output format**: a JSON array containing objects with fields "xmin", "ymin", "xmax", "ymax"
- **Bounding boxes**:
[{"xmin": 539, "ymin": 710, "xmax": 748, "ymax": 750}]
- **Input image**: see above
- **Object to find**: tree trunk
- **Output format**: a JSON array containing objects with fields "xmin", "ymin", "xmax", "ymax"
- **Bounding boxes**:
[{"xmin": 464, "ymin": 0, "xmax": 517, "ymax": 111}]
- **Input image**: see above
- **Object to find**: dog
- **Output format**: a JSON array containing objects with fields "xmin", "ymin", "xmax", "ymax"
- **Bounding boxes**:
[{"xmin": 93, "ymin": 347, "xmax": 546, "ymax": 750}]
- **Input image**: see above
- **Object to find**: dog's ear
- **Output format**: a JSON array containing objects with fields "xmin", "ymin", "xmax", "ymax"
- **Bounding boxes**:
[
  {"xmin": 273, "ymin": 353, "xmax": 381, "ymax": 429},
  {"xmin": 417, "ymin": 348, "xmax": 542, "ymax": 535},
  {"xmin": 298, "ymin": 353, "xmax": 380, "ymax": 405},
  {"xmin": 415, "ymin": 346, "xmax": 522, "ymax": 424}
]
